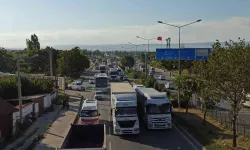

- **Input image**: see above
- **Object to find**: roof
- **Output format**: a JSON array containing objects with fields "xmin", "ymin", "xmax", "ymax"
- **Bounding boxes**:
[
  {"xmin": 111, "ymin": 83, "xmax": 135, "ymax": 93},
  {"xmin": 136, "ymin": 88, "xmax": 166, "ymax": 99},
  {"xmin": 0, "ymin": 97, "xmax": 18, "ymax": 114},
  {"xmin": 82, "ymin": 100, "xmax": 98, "ymax": 110},
  {"xmin": 113, "ymin": 93, "xmax": 136, "ymax": 101},
  {"xmin": 96, "ymin": 73, "xmax": 108, "ymax": 78}
]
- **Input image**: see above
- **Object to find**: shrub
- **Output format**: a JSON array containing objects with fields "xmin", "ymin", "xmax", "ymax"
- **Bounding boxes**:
[{"xmin": 0, "ymin": 76, "xmax": 53, "ymax": 99}]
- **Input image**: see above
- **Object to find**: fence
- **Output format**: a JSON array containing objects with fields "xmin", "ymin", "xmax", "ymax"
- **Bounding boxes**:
[{"xmin": 200, "ymin": 108, "xmax": 250, "ymax": 137}]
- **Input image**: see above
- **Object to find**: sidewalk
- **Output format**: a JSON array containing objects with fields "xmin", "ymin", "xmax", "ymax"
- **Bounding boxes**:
[
  {"xmin": 3, "ymin": 105, "xmax": 61, "ymax": 150},
  {"xmin": 35, "ymin": 97, "xmax": 81, "ymax": 150}
]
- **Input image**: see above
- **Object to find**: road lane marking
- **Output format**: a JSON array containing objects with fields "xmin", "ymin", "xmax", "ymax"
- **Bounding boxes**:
[
  {"xmin": 172, "ymin": 124, "xmax": 198, "ymax": 150},
  {"xmin": 108, "ymin": 126, "xmax": 111, "ymax": 136},
  {"xmin": 109, "ymin": 142, "xmax": 112, "ymax": 150}
]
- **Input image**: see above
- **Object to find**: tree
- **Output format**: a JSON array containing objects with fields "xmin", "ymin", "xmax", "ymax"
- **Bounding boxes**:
[
  {"xmin": 57, "ymin": 47, "xmax": 90, "ymax": 78},
  {"xmin": 26, "ymin": 34, "xmax": 40, "ymax": 53},
  {"xmin": 121, "ymin": 55, "xmax": 135, "ymax": 68},
  {"xmin": 194, "ymin": 61, "xmax": 222, "ymax": 125},
  {"xmin": 197, "ymin": 39, "xmax": 250, "ymax": 147},
  {"xmin": 0, "ymin": 48, "xmax": 15, "ymax": 72},
  {"xmin": 174, "ymin": 69, "xmax": 197, "ymax": 113}
]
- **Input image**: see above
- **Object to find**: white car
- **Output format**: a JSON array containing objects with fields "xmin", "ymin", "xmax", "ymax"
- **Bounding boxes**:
[
  {"xmin": 94, "ymin": 91, "xmax": 104, "ymax": 100},
  {"xmin": 89, "ymin": 78, "xmax": 95, "ymax": 84},
  {"xmin": 68, "ymin": 82, "xmax": 85, "ymax": 91},
  {"xmin": 165, "ymin": 82, "xmax": 174, "ymax": 90},
  {"xmin": 159, "ymin": 75, "xmax": 166, "ymax": 80}
]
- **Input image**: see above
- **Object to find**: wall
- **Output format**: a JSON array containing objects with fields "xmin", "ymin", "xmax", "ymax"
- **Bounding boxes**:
[{"xmin": 12, "ymin": 92, "xmax": 57, "ymax": 135}]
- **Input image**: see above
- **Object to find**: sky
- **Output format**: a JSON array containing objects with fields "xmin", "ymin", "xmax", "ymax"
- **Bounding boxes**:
[{"xmin": 0, "ymin": 0, "xmax": 250, "ymax": 48}]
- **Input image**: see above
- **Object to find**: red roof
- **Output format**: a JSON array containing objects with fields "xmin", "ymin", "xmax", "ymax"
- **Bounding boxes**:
[{"xmin": 0, "ymin": 97, "xmax": 18, "ymax": 114}]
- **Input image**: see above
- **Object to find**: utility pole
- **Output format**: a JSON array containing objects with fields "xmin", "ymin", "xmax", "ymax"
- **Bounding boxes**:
[
  {"xmin": 17, "ymin": 56, "xmax": 23, "ymax": 124},
  {"xmin": 50, "ymin": 49, "xmax": 53, "ymax": 77}
]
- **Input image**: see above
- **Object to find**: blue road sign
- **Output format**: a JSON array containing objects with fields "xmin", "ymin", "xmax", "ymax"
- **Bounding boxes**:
[{"xmin": 156, "ymin": 48, "xmax": 212, "ymax": 60}]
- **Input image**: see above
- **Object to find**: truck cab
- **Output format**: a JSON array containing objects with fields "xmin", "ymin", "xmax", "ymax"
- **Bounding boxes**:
[
  {"xmin": 80, "ymin": 99, "xmax": 100, "ymax": 125},
  {"xmin": 110, "ymin": 83, "xmax": 139, "ymax": 135},
  {"xmin": 136, "ymin": 87, "xmax": 172, "ymax": 129}
]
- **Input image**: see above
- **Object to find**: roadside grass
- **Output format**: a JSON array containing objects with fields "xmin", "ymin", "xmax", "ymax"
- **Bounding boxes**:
[
  {"xmin": 173, "ymin": 108, "xmax": 250, "ymax": 150},
  {"xmin": 52, "ymin": 92, "xmax": 69, "ymax": 105}
]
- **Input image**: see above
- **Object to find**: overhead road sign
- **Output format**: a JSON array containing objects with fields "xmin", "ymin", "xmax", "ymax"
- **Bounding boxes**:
[{"xmin": 156, "ymin": 48, "xmax": 212, "ymax": 61}]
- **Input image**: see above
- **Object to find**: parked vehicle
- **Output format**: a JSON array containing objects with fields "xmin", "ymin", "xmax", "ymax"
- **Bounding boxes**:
[
  {"xmin": 110, "ymin": 83, "xmax": 139, "ymax": 135},
  {"xmin": 165, "ymin": 82, "xmax": 174, "ymax": 90},
  {"xmin": 135, "ymin": 87, "xmax": 172, "ymax": 129},
  {"xmin": 68, "ymin": 82, "xmax": 85, "ymax": 91},
  {"xmin": 89, "ymin": 78, "xmax": 95, "ymax": 84},
  {"xmin": 60, "ymin": 124, "xmax": 106, "ymax": 150},
  {"xmin": 159, "ymin": 75, "xmax": 165, "ymax": 80}
]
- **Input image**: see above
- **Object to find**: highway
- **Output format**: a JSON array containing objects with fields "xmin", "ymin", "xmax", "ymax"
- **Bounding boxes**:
[{"xmin": 69, "ymin": 69, "xmax": 199, "ymax": 150}]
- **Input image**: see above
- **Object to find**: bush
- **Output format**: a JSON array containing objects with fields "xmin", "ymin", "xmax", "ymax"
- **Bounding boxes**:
[
  {"xmin": 52, "ymin": 93, "xmax": 69, "ymax": 105},
  {"xmin": 0, "ymin": 76, "xmax": 53, "ymax": 99},
  {"xmin": 141, "ymin": 77, "xmax": 155, "ymax": 88}
]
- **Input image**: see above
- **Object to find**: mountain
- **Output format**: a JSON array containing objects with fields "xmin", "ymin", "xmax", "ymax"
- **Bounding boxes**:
[
  {"xmin": 51, "ymin": 42, "xmax": 217, "ymax": 51},
  {"xmin": 5, "ymin": 41, "xmax": 250, "ymax": 51}
]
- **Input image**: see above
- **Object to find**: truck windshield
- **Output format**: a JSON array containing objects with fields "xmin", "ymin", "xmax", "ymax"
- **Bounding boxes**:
[
  {"xmin": 100, "ymin": 66, "xmax": 106, "ymax": 70},
  {"xmin": 110, "ymin": 72, "xmax": 118, "ymax": 75},
  {"xmin": 147, "ymin": 104, "xmax": 171, "ymax": 114},
  {"xmin": 115, "ymin": 107, "xmax": 137, "ymax": 116},
  {"xmin": 95, "ymin": 78, "xmax": 108, "ymax": 87},
  {"xmin": 81, "ymin": 110, "xmax": 98, "ymax": 117}
]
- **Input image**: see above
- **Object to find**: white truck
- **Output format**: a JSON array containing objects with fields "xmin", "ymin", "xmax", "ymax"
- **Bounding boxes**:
[
  {"xmin": 110, "ymin": 83, "xmax": 139, "ymax": 135},
  {"xmin": 135, "ymin": 87, "xmax": 172, "ymax": 129}
]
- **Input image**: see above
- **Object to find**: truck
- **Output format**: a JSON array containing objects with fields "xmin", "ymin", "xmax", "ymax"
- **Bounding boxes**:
[
  {"xmin": 99, "ymin": 65, "xmax": 106, "ymax": 73},
  {"xmin": 80, "ymin": 99, "xmax": 100, "ymax": 125},
  {"xmin": 109, "ymin": 68, "xmax": 118, "ymax": 81},
  {"xmin": 135, "ymin": 87, "xmax": 172, "ymax": 129},
  {"xmin": 110, "ymin": 83, "xmax": 139, "ymax": 135},
  {"xmin": 60, "ymin": 124, "xmax": 106, "ymax": 150}
]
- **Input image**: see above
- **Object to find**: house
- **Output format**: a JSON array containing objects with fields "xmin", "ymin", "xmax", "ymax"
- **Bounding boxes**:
[{"xmin": 0, "ymin": 97, "xmax": 18, "ymax": 142}]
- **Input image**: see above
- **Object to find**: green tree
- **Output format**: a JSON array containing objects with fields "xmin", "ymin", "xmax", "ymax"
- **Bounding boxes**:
[
  {"xmin": 0, "ymin": 48, "xmax": 15, "ymax": 72},
  {"xmin": 174, "ymin": 69, "xmax": 197, "ymax": 113},
  {"xmin": 57, "ymin": 47, "xmax": 90, "ymax": 78},
  {"xmin": 121, "ymin": 55, "xmax": 135, "ymax": 68},
  {"xmin": 194, "ymin": 61, "xmax": 222, "ymax": 125},
  {"xmin": 26, "ymin": 34, "xmax": 40, "ymax": 54},
  {"xmin": 197, "ymin": 39, "xmax": 250, "ymax": 147}
]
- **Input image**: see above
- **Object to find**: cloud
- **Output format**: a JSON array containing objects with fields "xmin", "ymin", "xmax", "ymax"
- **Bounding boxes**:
[{"xmin": 0, "ymin": 17, "xmax": 250, "ymax": 48}]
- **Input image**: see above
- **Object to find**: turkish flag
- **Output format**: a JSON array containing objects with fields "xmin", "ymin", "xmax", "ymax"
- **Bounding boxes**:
[{"xmin": 157, "ymin": 36, "xmax": 162, "ymax": 41}]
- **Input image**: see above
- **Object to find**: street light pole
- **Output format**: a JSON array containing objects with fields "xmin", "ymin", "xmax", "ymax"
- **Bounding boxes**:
[
  {"xmin": 158, "ymin": 19, "xmax": 202, "ymax": 109},
  {"xmin": 136, "ymin": 36, "xmax": 157, "ymax": 78}
]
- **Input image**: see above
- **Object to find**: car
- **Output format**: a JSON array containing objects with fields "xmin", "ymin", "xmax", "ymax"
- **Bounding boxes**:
[
  {"xmin": 68, "ymin": 81, "xmax": 85, "ymax": 91},
  {"xmin": 165, "ymin": 82, "xmax": 174, "ymax": 90},
  {"xmin": 159, "ymin": 75, "xmax": 166, "ymax": 80},
  {"xmin": 123, "ymin": 76, "xmax": 129, "ymax": 81},
  {"xmin": 89, "ymin": 78, "xmax": 95, "ymax": 84},
  {"xmin": 94, "ymin": 91, "xmax": 104, "ymax": 100}
]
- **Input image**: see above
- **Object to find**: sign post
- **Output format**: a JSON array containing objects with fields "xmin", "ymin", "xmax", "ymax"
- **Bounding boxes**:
[{"xmin": 156, "ymin": 48, "xmax": 212, "ymax": 61}]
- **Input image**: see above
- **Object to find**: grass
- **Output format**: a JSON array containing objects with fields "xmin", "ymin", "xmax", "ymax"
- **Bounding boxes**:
[
  {"xmin": 52, "ymin": 92, "xmax": 69, "ymax": 105},
  {"xmin": 173, "ymin": 108, "xmax": 250, "ymax": 150}
]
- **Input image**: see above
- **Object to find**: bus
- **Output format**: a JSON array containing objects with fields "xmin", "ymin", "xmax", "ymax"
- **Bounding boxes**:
[{"xmin": 95, "ymin": 73, "xmax": 109, "ymax": 93}]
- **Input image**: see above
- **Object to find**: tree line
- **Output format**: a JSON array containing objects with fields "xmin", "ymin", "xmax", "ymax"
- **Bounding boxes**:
[
  {"xmin": 171, "ymin": 38, "xmax": 250, "ymax": 148},
  {"xmin": 0, "ymin": 34, "xmax": 90, "ymax": 79}
]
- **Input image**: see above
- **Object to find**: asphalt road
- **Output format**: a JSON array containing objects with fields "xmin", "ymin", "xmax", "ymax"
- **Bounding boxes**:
[{"xmin": 67, "ymin": 71, "xmax": 198, "ymax": 150}]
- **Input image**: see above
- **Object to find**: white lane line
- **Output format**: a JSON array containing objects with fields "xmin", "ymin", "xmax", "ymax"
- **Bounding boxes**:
[
  {"xmin": 172, "ymin": 124, "xmax": 198, "ymax": 150},
  {"xmin": 108, "ymin": 126, "xmax": 111, "ymax": 136},
  {"xmin": 109, "ymin": 142, "xmax": 112, "ymax": 150}
]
